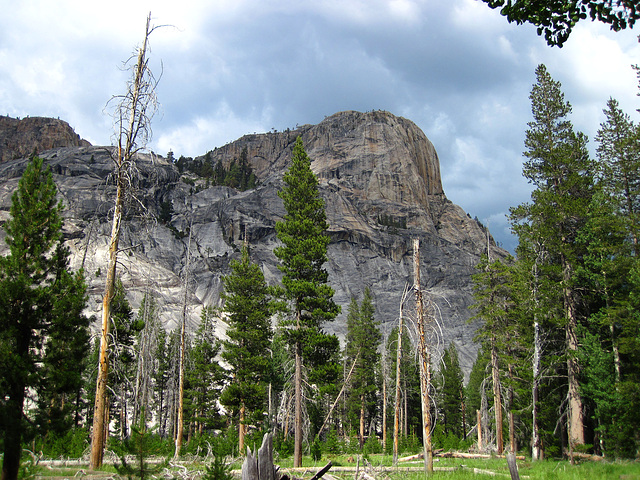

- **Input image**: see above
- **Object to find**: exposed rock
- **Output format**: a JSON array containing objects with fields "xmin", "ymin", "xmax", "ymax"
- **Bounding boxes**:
[
  {"xmin": 0, "ymin": 111, "xmax": 507, "ymax": 377},
  {"xmin": 0, "ymin": 115, "xmax": 90, "ymax": 163}
]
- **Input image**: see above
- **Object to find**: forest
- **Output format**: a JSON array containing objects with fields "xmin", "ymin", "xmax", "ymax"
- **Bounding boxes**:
[{"xmin": 2, "ymin": 10, "xmax": 640, "ymax": 480}]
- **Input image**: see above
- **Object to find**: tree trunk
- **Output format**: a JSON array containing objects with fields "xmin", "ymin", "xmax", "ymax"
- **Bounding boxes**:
[
  {"xmin": 89, "ymin": 13, "xmax": 156, "ymax": 468},
  {"xmin": 477, "ymin": 409, "xmax": 483, "ymax": 451},
  {"xmin": 413, "ymin": 239, "xmax": 433, "ymax": 474},
  {"xmin": 359, "ymin": 394, "xmax": 365, "ymax": 449},
  {"xmin": 294, "ymin": 314, "xmax": 303, "ymax": 467},
  {"xmin": 1, "ymin": 382, "xmax": 25, "ymax": 480},
  {"xmin": 240, "ymin": 402, "xmax": 246, "ymax": 454},
  {"xmin": 393, "ymin": 284, "xmax": 408, "ymax": 464},
  {"xmin": 90, "ymin": 181, "xmax": 122, "ymax": 469},
  {"xmin": 175, "ymin": 217, "xmax": 192, "ymax": 459},
  {"xmin": 491, "ymin": 341, "xmax": 504, "ymax": 454},
  {"xmin": 564, "ymin": 261, "xmax": 584, "ymax": 458},
  {"xmin": 508, "ymin": 364, "xmax": 516, "ymax": 453},
  {"xmin": 382, "ymin": 371, "xmax": 387, "ymax": 452}
]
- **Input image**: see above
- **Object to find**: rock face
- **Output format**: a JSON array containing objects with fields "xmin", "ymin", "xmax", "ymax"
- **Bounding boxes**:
[
  {"xmin": 0, "ymin": 111, "xmax": 505, "ymax": 377},
  {"xmin": 0, "ymin": 116, "xmax": 90, "ymax": 163}
]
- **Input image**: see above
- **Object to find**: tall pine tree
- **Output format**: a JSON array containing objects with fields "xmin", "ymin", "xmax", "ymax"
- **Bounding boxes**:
[
  {"xmin": 510, "ymin": 64, "xmax": 595, "ymax": 456},
  {"xmin": 220, "ymin": 244, "xmax": 275, "ymax": 453},
  {"xmin": 0, "ymin": 156, "xmax": 88, "ymax": 480},
  {"xmin": 344, "ymin": 287, "xmax": 381, "ymax": 448},
  {"xmin": 274, "ymin": 136, "xmax": 340, "ymax": 466}
]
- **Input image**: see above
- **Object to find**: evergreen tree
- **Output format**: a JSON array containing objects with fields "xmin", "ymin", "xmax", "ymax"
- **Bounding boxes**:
[
  {"xmin": 274, "ymin": 136, "xmax": 340, "ymax": 466},
  {"xmin": 153, "ymin": 327, "xmax": 170, "ymax": 437},
  {"xmin": 437, "ymin": 343, "xmax": 465, "ymax": 439},
  {"xmin": 595, "ymin": 97, "xmax": 640, "ymax": 255},
  {"xmin": 185, "ymin": 307, "xmax": 226, "ymax": 437},
  {"xmin": 510, "ymin": 64, "xmax": 595, "ymax": 455},
  {"xmin": 0, "ymin": 156, "xmax": 88, "ymax": 480},
  {"xmin": 220, "ymin": 244, "xmax": 275, "ymax": 452},
  {"xmin": 36, "ymin": 252, "xmax": 90, "ymax": 435},
  {"xmin": 344, "ymin": 288, "xmax": 381, "ymax": 447},
  {"xmin": 386, "ymin": 327, "xmax": 421, "ymax": 445}
]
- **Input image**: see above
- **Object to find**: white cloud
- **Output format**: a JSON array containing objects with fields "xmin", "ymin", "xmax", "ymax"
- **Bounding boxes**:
[{"xmin": 2, "ymin": 0, "xmax": 638, "ymax": 251}]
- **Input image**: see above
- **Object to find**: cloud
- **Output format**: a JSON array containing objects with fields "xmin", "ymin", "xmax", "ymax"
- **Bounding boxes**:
[{"xmin": 2, "ymin": 0, "xmax": 639, "ymax": 252}]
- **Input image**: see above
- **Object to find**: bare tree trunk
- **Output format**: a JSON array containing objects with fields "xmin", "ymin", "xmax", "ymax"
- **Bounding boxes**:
[
  {"xmin": 508, "ymin": 364, "xmax": 516, "ymax": 453},
  {"xmin": 359, "ymin": 394, "xmax": 365, "ymax": 449},
  {"xmin": 393, "ymin": 285, "xmax": 408, "ymax": 465},
  {"xmin": 460, "ymin": 383, "xmax": 467, "ymax": 439},
  {"xmin": 491, "ymin": 342, "xmax": 504, "ymax": 454},
  {"xmin": 413, "ymin": 239, "xmax": 433, "ymax": 474},
  {"xmin": 90, "ymin": 180, "xmax": 122, "ymax": 469},
  {"xmin": 240, "ymin": 402, "xmax": 246, "ymax": 454},
  {"xmin": 393, "ymin": 284, "xmax": 409, "ymax": 464},
  {"xmin": 294, "ymin": 335, "xmax": 303, "ymax": 467},
  {"xmin": 90, "ymin": 13, "xmax": 158, "ymax": 469},
  {"xmin": 531, "ymin": 253, "xmax": 543, "ymax": 461},
  {"xmin": 564, "ymin": 259, "xmax": 584, "ymax": 463},
  {"xmin": 532, "ymin": 318, "xmax": 542, "ymax": 460},
  {"xmin": 382, "ymin": 366, "xmax": 387, "ymax": 452},
  {"xmin": 477, "ymin": 409, "xmax": 483, "ymax": 451}
]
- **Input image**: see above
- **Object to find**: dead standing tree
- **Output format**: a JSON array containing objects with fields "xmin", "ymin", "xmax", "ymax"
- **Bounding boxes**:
[
  {"xmin": 90, "ymin": 12, "xmax": 161, "ymax": 469},
  {"xmin": 413, "ymin": 238, "xmax": 433, "ymax": 474}
]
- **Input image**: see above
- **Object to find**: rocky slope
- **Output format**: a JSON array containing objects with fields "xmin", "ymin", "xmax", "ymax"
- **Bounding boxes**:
[
  {"xmin": 0, "ymin": 115, "xmax": 90, "ymax": 162},
  {"xmin": 0, "ymin": 111, "xmax": 506, "ymax": 376}
]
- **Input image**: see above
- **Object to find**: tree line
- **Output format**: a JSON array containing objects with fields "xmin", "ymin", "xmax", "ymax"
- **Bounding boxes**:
[
  {"xmin": 172, "ymin": 146, "xmax": 258, "ymax": 192},
  {"xmin": 469, "ymin": 64, "xmax": 640, "ymax": 461}
]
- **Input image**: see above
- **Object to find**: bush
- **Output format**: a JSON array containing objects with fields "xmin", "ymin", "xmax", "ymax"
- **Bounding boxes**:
[
  {"xmin": 323, "ymin": 428, "xmax": 343, "ymax": 455},
  {"xmin": 34, "ymin": 428, "xmax": 89, "ymax": 458},
  {"xmin": 310, "ymin": 438, "xmax": 322, "ymax": 461},
  {"xmin": 202, "ymin": 455, "xmax": 234, "ymax": 480},
  {"xmin": 363, "ymin": 436, "xmax": 382, "ymax": 456}
]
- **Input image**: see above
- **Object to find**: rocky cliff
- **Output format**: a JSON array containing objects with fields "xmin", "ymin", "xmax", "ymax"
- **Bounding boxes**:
[
  {"xmin": 0, "ymin": 111, "xmax": 505, "ymax": 376},
  {"xmin": 0, "ymin": 115, "xmax": 91, "ymax": 163}
]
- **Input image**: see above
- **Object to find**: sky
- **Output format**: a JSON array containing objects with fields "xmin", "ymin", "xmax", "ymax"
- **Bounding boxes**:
[{"xmin": 2, "ymin": 1, "xmax": 640, "ymax": 252}]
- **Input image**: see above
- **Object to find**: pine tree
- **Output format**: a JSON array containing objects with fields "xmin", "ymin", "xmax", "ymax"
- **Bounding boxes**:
[
  {"xmin": 510, "ymin": 64, "xmax": 595, "ymax": 456},
  {"xmin": 220, "ymin": 244, "xmax": 275, "ymax": 453},
  {"xmin": 111, "ymin": 279, "xmax": 144, "ymax": 440},
  {"xmin": 274, "ymin": 136, "xmax": 340, "ymax": 466},
  {"xmin": 153, "ymin": 327, "xmax": 170, "ymax": 437},
  {"xmin": 0, "ymin": 156, "xmax": 88, "ymax": 480},
  {"xmin": 185, "ymin": 307, "xmax": 226, "ymax": 437},
  {"xmin": 437, "ymin": 343, "xmax": 465, "ymax": 439},
  {"xmin": 595, "ymin": 98, "xmax": 640, "ymax": 256},
  {"xmin": 344, "ymin": 288, "xmax": 381, "ymax": 448}
]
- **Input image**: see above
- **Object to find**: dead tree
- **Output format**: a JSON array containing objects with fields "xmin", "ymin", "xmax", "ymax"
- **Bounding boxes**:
[
  {"xmin": 90, "ymin": 12, "xmax": 161, "ymax": 469},
  {"xmin": 413, "ymin": 238, "xmax": 433, "ymax": 474},
  {"xmin": 393, "ymin": 283, "xmax": 411, "ymax": 465}
]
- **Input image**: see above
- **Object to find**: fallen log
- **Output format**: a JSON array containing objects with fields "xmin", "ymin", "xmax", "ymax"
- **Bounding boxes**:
[{"xmin": 439, "ymin": 452, "xmax": 525, "ymax": 460}]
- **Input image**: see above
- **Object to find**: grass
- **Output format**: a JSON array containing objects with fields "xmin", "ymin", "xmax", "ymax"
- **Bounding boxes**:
[
  {"xmin": 20, "ymin": 453, "xmax": 640, "ymax": 480},
  {"xmin": 275, "ymin": 454, "xmax": 640, "ymax": 480}
]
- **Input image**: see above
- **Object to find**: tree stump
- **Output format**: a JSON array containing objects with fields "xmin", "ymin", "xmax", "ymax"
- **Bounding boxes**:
[{"xmin": 242, "ymin": 433, "xmax": 279, "ymax": 480}]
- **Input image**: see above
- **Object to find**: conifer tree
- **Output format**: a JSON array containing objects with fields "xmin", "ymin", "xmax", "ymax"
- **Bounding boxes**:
[
  {"xmin": 185, "ymin": 307, "xmax": 226, "ymax": 437},
  {"xmin": 344, "ymin": 287, "xmax": 381, "ymax": 448},
  {"xmin": 437, "ymin": 343, "xmax": 465, "ymax": 439},
  {"xmin": 274, "ymin": 136, "xmax": 340, "ymax": 466},
  {"xmin": 0, "ymin": 156, "xmax": 88, "ymax": 480},
  {"xmin": 220, "ymin": 245, "xmax": 275, "ymax": 453},
  {"xmin": 510, "ymin": 64, "xmax": 595, "ymax": 456}
]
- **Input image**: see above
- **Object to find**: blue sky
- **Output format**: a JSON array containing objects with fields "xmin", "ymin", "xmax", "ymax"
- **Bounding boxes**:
[{"xmin": 2, "ymin": 0, "xmax": 639, "ymax": 251}]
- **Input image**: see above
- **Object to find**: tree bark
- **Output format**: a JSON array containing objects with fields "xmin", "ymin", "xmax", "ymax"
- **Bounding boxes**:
[
  {"xmin": 90, "ymin": 13, "xmax": 156, "ymax": 468},
  {"xmin": 392, "ymin": 286, "xmax": 406, "ymax": 464},
  {"xmin": 564, "ymin": 261, "xmax": 584, "ymax": 460},
  {"xmin": 90, "ymin": 180, "xmax": 122, "ymax": 469},
  {"xmin": 294, "ymin": 314, "xmax": 303, "ymax": 467},
  {"xmin": 413, "ymin": 239, "xmax": 433, "ymax": 474},
  {"xmin": 491, "ymin": 341, "xmax": 504, "ymax": 454}
]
